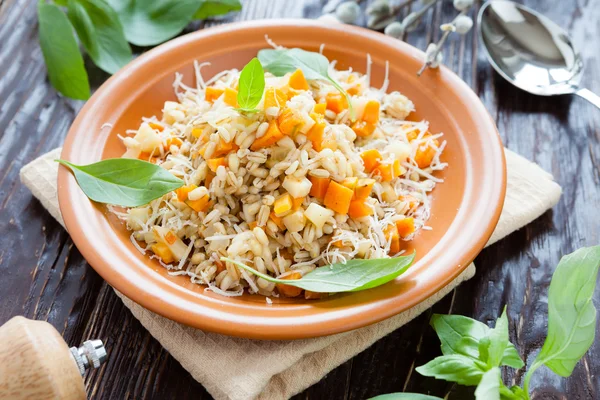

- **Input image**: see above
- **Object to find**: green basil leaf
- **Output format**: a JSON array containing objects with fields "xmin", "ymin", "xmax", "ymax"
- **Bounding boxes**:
[
  {"xmin": 57, "ymin": 158, "xmax": 184, "ymax": 207},
  {"xmin": 415, "ymin": 354, "xmax": 487, "ymax": 386},
  {"xmin": 368, "ymin": 394, "xmax": 443, "ymax": 400},
  {"xmin": 237, "ymin": 58, "xmax": 265, "ymax": 110},
  {"xmin": 532, "ymin": 246, "xmax": 600, "ymax": 376},
  {"xmin": 474, "ymin": 367, "xmax": 500, "ymax": 400},
  {"xmin": 487, "ymin": 307, "xmax": 510, "ymax": 367},
  {"xmin": 499, "ymin": 385, "xmax": 528, "ymax": 400},
  {"xmin": 193, "ymin": 0, "xmax": 242, "ymax": 19},
  {"xmin": 258, "ymin": 47, "xmax": 354, "ymax": 118},
  {"xmin": 37, "ymin": 1, "xmax": 90, "ymax": 100},
  {"xmin": 222, "ymin": 253, "xmax": 414, "ymax": 293},
  {"xmin": 430, "ymin": 314, "xmax": 524, "ymax": 369},
  {"xmin": 66, "ymin": 0, "xmax": 132, "ymax": 74},
  {"xmin": 478, "ymin": 336, "xmax": 490, "ymax": 364},
  {"xmin": 105, "ymin": 0, "xmax": 200, "ymax": 46}
]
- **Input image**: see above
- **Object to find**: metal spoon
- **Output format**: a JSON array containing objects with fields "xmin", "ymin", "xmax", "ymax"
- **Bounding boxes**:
[{"xmin": 478, "ymin": 0, "xmax": 600, "ymax": 109}]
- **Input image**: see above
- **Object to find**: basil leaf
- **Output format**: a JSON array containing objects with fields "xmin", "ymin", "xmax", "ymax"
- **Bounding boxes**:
[
  {"xmin": 430, "ymin": 314, "xmax": 524, "ymax": 369},
  {"xmin": 57, "ymin": 158, "xmax": 184, "ymax": 207},
  {"xmin": 530, "ymin": 246, "xmax": 600, "ymax": 377},
  {"xmin": 194, "ymin": 0, "xmax": 242, "ymax": 19},
  {"xmin": 37, "ymin": 1, "xmax": 90, "ymax": 100},
  {"xmin": 105, "ymin": 0, "xmax": 200, "ymax": 46},
  {"xmin": 415, "ymin": 354, "xmax": 487, "ymax": 386},
  {"xmin": 66, "ymin": 0, "xmax": 132, "ymax": 74},
  {"xmin": 499, "ymin": 385, "xmax": 528, "ymax": 400},
  {"xmin": 237, "ymin": 58, "xmax": 265, "ymax": 111},
  {"xmin": 475, "ymin": 367, "xmax": 500, "ymax": 400},
  {"xmin": 487, "ymin": 307, "xmax": 510, "ymax": 367},
  {"xmin": 368, "ymin": 394, "xmax": 443, "ymax": 400},
  {"xmin": 258, "ymin": 48, "xmax": 354, "ymax": 118},
  {"xmin": 222, "ymin": 253, "xmax": 414, "ymax": 293}
]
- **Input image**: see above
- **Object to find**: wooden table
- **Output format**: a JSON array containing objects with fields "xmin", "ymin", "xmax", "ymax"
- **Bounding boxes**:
[{"xmin": 1, "ymin": 0, "xmax": 598, "ymax": 398}]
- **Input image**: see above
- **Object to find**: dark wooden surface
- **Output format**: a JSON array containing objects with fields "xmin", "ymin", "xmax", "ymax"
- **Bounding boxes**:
[{"xmin": 1, "ymin": 0, "xmax": 599, "ymax": 399}]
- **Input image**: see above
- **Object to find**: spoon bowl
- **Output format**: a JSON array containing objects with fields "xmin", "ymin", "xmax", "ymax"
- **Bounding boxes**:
[{"xmin": 479, "ymin": 0, "xmax": 600, "ymax": 108}]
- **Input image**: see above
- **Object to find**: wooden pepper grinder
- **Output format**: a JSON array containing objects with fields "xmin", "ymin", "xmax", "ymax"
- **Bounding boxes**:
[{"xmin": 0, "ymin": 316, "xmax": 107, "ymax": 400}]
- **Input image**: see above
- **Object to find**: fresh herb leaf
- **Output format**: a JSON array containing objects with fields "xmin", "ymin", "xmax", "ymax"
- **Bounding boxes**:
[
  {"xmin": 258, "ymin": 47, "xmax": 355, "ymax": 118},
  {"xmin": 237, "ymin": 57, "xmax": 265, "ymax": 111},
  {"xmin": 368, "ymin": 394, "xmax": 443, "ymax": 400},
  {"xmin": 487, "ymin": 307, "xmax": 510, "ymax": 367},
  {"xmin": 66, "ymin": 0, "xmax": 132, "ymax": 74},
  {"xmin": 37, "ymin": 1, "xmax": 90, "ymax": 100},
  {"xmin": 222, "ymin": 253, "xmax": 414, "ymax": 293},
  {"xmin": 194, "ymin": 0, "xmax": 242, "ymax": 19},
  {"xmin": 524, "ymin": 246, "xmax": 600, "ymax": 392},
  {"xmin": 475, "ymin": 367, "xmax": 500, "ymax": 400},
  {"xmin": 430, "ymin": 314, "xmax": 524, "ymax": 369},
  {"xmin": 57, "ymin": 158, "xmax": 184, "ymax": 207},
  {"xmin": 415, "ymin": 354, "xmax": 487, "ymax": 386},
  {"xmin": 105, "ymin": 0, "xmax": 200, "ymax": 46}
]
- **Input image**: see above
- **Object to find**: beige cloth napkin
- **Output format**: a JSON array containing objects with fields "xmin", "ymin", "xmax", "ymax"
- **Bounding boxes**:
[{"xmin": 20, "ymin": 148, "xmax": 561, "ymax": 400}]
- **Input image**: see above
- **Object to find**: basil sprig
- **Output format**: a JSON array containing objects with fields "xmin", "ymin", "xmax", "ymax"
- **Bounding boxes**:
[
  {"xmin": 57, "ymin": 158, "xmax": 184, "ymax": 207},
  {"xmin": 194, "ymin": 0, "xmax": 242, "ymax": 19},
  {"xmin": 236, "ymin": 58, "xmax": 265, "ymax": 113},
  {"xmin": 257, "ymin": 48, "xmax": 355, "ymax": 118},
  {"xmin": 222, "ymin": 253, "xmax": 414, "ymax": 293},
  {"xmin": 369, "ymin": 245, "xmax": 600, "ymax": 400}
]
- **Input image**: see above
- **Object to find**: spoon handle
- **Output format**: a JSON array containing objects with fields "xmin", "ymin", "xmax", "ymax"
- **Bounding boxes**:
[{"xmin": 575, "ymin": 88, "xmax": 600, "ymax": 110}]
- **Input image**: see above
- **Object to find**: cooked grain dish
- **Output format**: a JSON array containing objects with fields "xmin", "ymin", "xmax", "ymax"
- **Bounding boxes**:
[{"xmin": 114, "ymin": 52, "xmax": 447, "ymax": 299}]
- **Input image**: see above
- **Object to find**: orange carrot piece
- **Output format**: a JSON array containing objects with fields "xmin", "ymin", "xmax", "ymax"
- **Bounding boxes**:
[
  {"xmin": 278, "ymin": 108, "xmax": 304, "ymax": 135},
  {"xmin": 205, "ymin": 171, "xmax": 215, "ymax": 188},
  {"xmin": 373, "ymin": 163, "xmax": 393, "ymax": 182},
  {"xmin": 264, "ymin": 88, "xmax": 287, "ymax": 109},
  {"xmin": 274, "ymin": 193, "xmax": 293, "ymax": 216},
  {"xmin": 399, "ymin": 195, "xmax": 419, "ymax": 211},
  {"xmin": 292, "ymin": 197, "xmax": 305, "ymax": 210},
  {"xmin": 185, "ymin": 195, "xmax": 212, "ymax": 213},
  {"xmin": 362, "ymin": 100, "xmax": 380, "ymax": 125},
  {"xmin": 205, "ymin": 87, "xmax": 224, "ymax": 103},
  {"xmin": 248, "ymin": 221, "xmax": 258, "ymax": 230},
  {"xmin": 207, "ymin": 157, "xmax": 227, "ymax": 172},
  {"xmin": 164, "ymin": 231, "xmax": 178, "ymax": 245},
  {"xmin": 277, "ymin": 271, "xmax": 303, "ymax": 297},
  {"xmin": 325, "ymin": 92, "xmax": 348, "ymax": 113},
  {"xmin": 251, "ymin": 120, "xmax": 284, "ymax": 150},
  {"xmin": 323, "ymin": 181, "xmax": 354, "ymax": 214},
  {"xmin": 289, "ymin": 69, "xmax": 309, "ymax": 90},
  {"xmin": 384, "ymin": 225, "xmax": 401, "ymax": 254},
  {"xmin": 354, "ymin": 178, "xmax": 375, "ymax": 200},
  {"xmin": 151, "ymin": 243, "xmax": 175, "ymax": 264},
  {"xmin": 348, "ymin": 199, "xmax": 374, "ymax": 218},
  {"xmin": 165, "ymin": 137, "xmax": 183, "ymax": 149},
  {"xmin": 304, "ymin": 290, "xmax": 323, "ymax": 300},
  {"xmin": 351, "ymin": 120, "xmax": 376, "ymax": 137},
  {"xmin": 313, "ymin": 103, "xmax": 327, "ymax": 115},
  {"xmin": 223, "ymin": 87, "xmax": 238, "ymax": 107},
  {"xmin": 269, "ymin": 211, "xmax": 286, "ymax": 230},
  {"xmin": 360, "ymin": 149, "xmax": 382, "ymax": 173},
  {"xmin": 175, "ymin": 184, "xmax": 197, "ymax": 201},
  {"xmin": 213, "ymin": 138, "xmax": 238, "ymax": 157},
  {"xmin": 415, "ymin": 138, "xmax": 439, "ymax": 168},
  {"xmin": 306, "ymin": 120, "xmax": 326, "ymax": 151},
  {"xmin": 309, "ymin": 176, "xmax": 331, "ymax": 200},
  {"xmin": 148, "ymin": 122, "xmax": 164, "ymax": 132},
  {"xmin": 214, "ymin": 257, "xmax": 226, "ymax": 274},
  {"xmin": 396, "ymin": 217, "xmax": 415, "ymax": 238}
]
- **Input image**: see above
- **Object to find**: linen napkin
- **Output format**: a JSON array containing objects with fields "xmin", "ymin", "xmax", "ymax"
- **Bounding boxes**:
[{"xmin": 20, "ymin": 147, "xmax": 561, "ymax": 400}]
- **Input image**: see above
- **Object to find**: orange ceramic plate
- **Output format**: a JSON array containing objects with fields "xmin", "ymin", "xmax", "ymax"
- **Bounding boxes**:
[{"xmin": 58, "ymin": 20, "xmax": 506, "ymax": 340}]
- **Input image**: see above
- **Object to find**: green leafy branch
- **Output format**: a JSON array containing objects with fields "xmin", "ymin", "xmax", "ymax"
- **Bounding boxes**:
[
  {"xmin": 370, "ymin": 245, "xmax": 600, "ymax": 400},
  {"xmin": 37, "ymin": 0, "xmax": 242, "ymax": 100}
]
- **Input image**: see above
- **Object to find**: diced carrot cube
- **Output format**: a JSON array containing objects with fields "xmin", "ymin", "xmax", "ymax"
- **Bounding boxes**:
[
  {"xmin": 148, "ymin": 122, "xmax": 164, "ymax": 132},
  {"xmin": 373, "ymin": 163, "xmax": 393, "ymax": 182},
  {"xmin": 415, "ymin": 138, "xmax": 440, "ymax": 168},
  {"xmin": 354, "ymin": 178, "xmax": 375, "ymax": 200},
  {"xmin": 176, "ymin": 184, "xmax": 197, "ymax": 201},
  {"xmin": 264, "ymin": 88, "xmax": 287, "ymax": 109},
  {"xmin": 362, "ymin": 100, "xmax": 380, "ymax": 125},
  {"xmin": 278, "ymin": 108, "xmax": 304, "ymax": 135},
  {"xmin": 215, "ymin": 257, "xmax": 226, "ymax": 274},
  {"xmin": 207, "ymin": 157, "xmax": 227, "ymax": 172},
  {"xmin": 289, "ymin": 69, "xmax": 309, "ymax": 90},
  {"xmin": 384, "ymin": 225, "xmax": 401, "ymax": 254},
  {"xmin": 325, "ymin": 92, "xmax": 348, "ymax": 113},
  {"xmin": 205, "ymin": 171, "xmax": 215, "ymax": 188},
  {"xmin": 277, "ymin": 271, "xmax": 303, "ymax": 297},
  {"xmin": 323, "ymin": 181, "xmax": 354, "ymax": 214},
  {"xmin": 406, "ymin": 128, "xmax": 420, "ymax": 142},
  {"xmin": 399, "ymin": 195, "xmax": 419, "ymax": 211},
  {"xmin": 306, "ymin": 120, "xmax": 326, "ymax": 151},
  {"xmin": 151, "ymin": 243, "xmax": 175, "ymax": 264},
  {"xmin": 269, "ymin": 211, "xmax": 286, "ymax": 230},
  {"xmin": 205, "ymin": 87, "xmax": 224, "ymax": 103},
  {"xmin": 313, "ymin": 103, "xmax": 327, "ymax": 115},
  {"xmin": 292, "ymin": 197, "xmax": 305, "ymax": 210},
  {"xmin": 351, "ymin": 120, "xmax": 376, "ymax": 137},
  {"xmin": 191, "ymin": 127, "xmax": 204, "ymax": 139},
  {"xmin": 348, "ymin": 199, "xmax": 374, "ymax": 218},
  {"xmin": 165, "ymin": 137, "xmax": 183, "ymax": 149},
  {"xmin": 224, "ymin": 87, "xmax": 238, "ymax": 107},
  {"xmin": 213, "ymin": 138, "xmax": 238, "ymax": 157},
  {"xmin": 396, "ymin": 217, "xmax": 415, "ymax": 238},
  {"xmin": 185, "ymin": 195, "xmax": 212, "ymax": 213},
  {"xmin": 274, "ymin": 193, "xmax": 293, "ymax": 216},
  {"xmin": 341, "ymin": 177, "xmax": 358, "ymax": 190},
  {"xmin": 248, "ymin": 221, "xmax": 258, "ymax": 230},
  {"xmin": 251, "ymin": 120, "xmax": 284, "ymax": 150},
  {"xmin": 309, "ymin": 176, "xmax": 331, "ymax": 200},
  {"xmin": 360, "ymin": 149, "xmax": 382, "ymax": 173}
]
